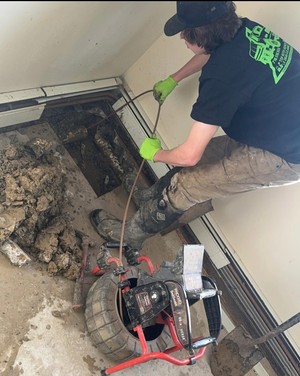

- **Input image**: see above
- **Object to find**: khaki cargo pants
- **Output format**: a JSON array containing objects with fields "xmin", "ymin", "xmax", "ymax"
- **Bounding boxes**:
[{"xmin": 165, "ymin": 135, "xmax": 300, "ymax": 211}]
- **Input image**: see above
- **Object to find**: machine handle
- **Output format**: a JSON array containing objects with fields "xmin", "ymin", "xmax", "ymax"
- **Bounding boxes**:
[{"xmin": 193, "ymin": 336, "xmax": 217, "ymax": 349}]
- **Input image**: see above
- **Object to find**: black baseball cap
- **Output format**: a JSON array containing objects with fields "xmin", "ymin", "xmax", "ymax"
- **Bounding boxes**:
[{"xmin": 164, "ymin": 1, "xmax": 232, "ymax": 36}]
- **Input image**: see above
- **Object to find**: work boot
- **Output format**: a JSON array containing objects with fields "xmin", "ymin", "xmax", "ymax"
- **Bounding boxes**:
[
  {"xmin": 122, "ymin": 167, "xmax": 182, "ymax": 208},
  {"xmin": 122, "ymin": 173, "xmax": 156, "ymax": 208},
  {"xmin": 90, "ymin": 195, "xmax": 184, "ymax": 251}
]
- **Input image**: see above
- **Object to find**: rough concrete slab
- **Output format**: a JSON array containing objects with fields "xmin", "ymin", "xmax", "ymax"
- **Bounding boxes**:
[{"xmin": 0, "ymin": 122, "xmax": 256, "ymax": 376}]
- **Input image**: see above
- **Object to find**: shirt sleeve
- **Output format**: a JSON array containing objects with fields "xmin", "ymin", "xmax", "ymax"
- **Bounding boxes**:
[{"xmin": 191, "ymin": 78, "xmax": 249, "ymax": 128}]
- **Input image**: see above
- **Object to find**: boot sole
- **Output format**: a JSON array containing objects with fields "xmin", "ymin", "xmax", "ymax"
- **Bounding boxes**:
[
  {"xmin": 89, "ymin": 209, "xmax": 122, "ymax": 242},
  {"xmin": 89, "ymin": 209, "xmax": 106, "ymax": 238}
]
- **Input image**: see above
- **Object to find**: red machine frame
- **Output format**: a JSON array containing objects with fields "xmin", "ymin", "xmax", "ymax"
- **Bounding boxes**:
[{"xmin": 92, "ymin": 254, "xmax": 208, "ymax": 375}]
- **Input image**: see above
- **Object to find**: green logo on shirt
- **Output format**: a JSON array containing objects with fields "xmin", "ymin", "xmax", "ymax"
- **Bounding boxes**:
[{"xmin": 245, "ymin": 25, "xmax": 293, "ymax": 84}]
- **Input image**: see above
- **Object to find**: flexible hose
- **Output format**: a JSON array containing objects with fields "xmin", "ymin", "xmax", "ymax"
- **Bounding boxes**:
[
  {"xmin": 116, "ymin": 97, "xmax": 161, "ymax": 322},
  {"xmin": 86, "ymin": 89, "xmax": 161, "ymax": 264},
  {"xmin": 87, "ymin": 89, "xmax": 162, "ymax": 320},
  {"xmin": 118, "ymin": 102, "xmax": 161, "ymax": 263},
  {"xmin": 86, "ymin": 89, "xmax": 153, "ymax": 130}
]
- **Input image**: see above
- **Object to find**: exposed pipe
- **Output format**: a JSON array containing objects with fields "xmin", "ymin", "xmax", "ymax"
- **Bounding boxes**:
[{"xmin": 228, "ymin": 263, "xmax": 300, "ymax": 373}]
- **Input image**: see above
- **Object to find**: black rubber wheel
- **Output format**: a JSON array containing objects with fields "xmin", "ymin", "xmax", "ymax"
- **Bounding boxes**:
[{"xmin": 85, "ymin": 267, "xmax": 171, "ymax": 363}]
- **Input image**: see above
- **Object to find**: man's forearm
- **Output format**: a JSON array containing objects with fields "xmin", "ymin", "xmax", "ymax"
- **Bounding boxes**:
[
  {"xmin": 151, "ymin": 122, "xmax": 219, "ymax": 167},
  {"xmin": 153, "ymin": 145, "xmax": 205, "ymax": 167},
  {"xmin": 153, "ymin": 148, "xmax": 193, "ymax": 167},
  {"xmin": 171, "ymin": 54, "xmax": 210, "ymax": 83}
]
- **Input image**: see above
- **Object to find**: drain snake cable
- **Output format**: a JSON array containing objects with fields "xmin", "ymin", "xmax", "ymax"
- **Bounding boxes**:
[{"xmin": 87, "ymin": 89, "xmax": 162, "ymax": 320}]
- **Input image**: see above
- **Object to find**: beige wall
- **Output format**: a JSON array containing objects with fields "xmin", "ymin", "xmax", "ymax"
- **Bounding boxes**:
[
  {"xmin": 0, "ymin": 1, "xmax": 173, "ymax": 92},
  {"xmin": 122, "ymin": 2, "xmax": 300, "ymax": 351}
]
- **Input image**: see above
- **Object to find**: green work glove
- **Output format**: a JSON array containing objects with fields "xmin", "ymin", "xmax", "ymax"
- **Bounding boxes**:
[
  {"xmin": 153, "ymin": 76, "xmax": 178, "ymax": 105},
  {"xmin": 139, "ymin": 134, "xmax": 162, "ymax": 162}
]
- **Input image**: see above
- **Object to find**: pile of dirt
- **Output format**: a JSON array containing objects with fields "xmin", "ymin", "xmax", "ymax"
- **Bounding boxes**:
[
  {"xmin": 0, "ymin": 137, "xmax": 82, "ymax": 280},
  {"xmin": 0, "ymin": 97, "xmax": 156, "ymax": 281}
]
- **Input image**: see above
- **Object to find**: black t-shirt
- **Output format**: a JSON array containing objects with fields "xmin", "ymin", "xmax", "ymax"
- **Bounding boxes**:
[{"xmin": 191, "ymin": 18, "xmax": 300, "ymax": 163}]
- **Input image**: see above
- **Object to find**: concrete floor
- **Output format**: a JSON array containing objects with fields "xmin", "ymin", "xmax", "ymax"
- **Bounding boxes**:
[{"xmin": 0, "ymin": 123, "xmax": 257, "ymax": 376}]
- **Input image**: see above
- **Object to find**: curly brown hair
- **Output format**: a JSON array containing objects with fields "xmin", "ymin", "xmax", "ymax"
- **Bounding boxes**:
[{"xmin": 182, "ymin": 2, "xmax": 242, "ymax": 54}]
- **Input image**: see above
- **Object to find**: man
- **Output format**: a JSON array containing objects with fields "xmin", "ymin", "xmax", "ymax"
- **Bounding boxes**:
[{"xmin": 90, "ymin": 1, "xmax": 300, "ymax": 250}]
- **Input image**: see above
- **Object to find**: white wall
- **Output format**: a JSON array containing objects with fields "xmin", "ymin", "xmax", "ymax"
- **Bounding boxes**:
[
  {"xmin": 0, "ymin": 1, "xmax": 173, "ymax": 92},
  {"xmin": 122, "ymin": 1, "xmax": 300, "ymax": 352}
]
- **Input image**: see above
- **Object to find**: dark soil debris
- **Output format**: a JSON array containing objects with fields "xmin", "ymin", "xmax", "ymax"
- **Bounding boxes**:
[{"xmin": 0, "ymin": 138, "xmax": 81, "ymax": 280}]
